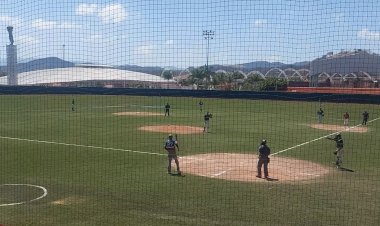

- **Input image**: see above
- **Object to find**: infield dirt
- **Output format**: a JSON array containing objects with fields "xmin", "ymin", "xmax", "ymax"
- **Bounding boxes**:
[
  {"xmin": 178, "ymin": 153, "xmax": 331, "ymax": 183},
  {"xmin": 139, "ymin": 125, "xmax": 204, "ymax": 134},
  {"xmin": 309, "ymin": 123, "xmax": 368, "ymax": 133}
]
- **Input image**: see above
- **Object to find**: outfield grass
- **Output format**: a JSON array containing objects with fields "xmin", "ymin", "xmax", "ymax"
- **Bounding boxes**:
[{"xmin": 0, "ymin": 94, "xmax": 379, "ymax": 225}]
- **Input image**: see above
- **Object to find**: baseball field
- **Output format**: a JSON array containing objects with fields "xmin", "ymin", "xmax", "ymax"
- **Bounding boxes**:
[{"xmin": 0, "ymin": 94, "xmax": 379, "ymax": 225}]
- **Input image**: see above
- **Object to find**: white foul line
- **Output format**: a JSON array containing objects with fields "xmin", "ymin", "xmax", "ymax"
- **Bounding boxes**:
[
  {"xmin": 0, "ymin": 136, "xmax": 166, "ymax": 156},
  {"xmin": 271, "ymin": 116, "xmax": 380, "ymax": 156},
  {"xmin": 211, "ymin": 168, "xmax": 232, "ymax": 178}
]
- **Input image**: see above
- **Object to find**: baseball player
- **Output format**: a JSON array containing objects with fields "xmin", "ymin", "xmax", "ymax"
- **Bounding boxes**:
[
  {"xmin": 362, "ymin": 111, "xmax": 369, "ymax": 125},
  {"xmin": 343, "ymin": 112, "xmax": 350, "ymax": 126},
  {"xmin": 327, "ymin": 133, "xmax": 344, "ymax": 168},
  {"xmin": 164, "ymin": 134, "xmax": 181, "ymax": 175},
  {"xmin": 164, "ymin": 103, "xmax": 171, "ymax": 116},
  {"xmin": 317, "ymin": 108, "xmax": 324, "ymax": 123},
  {"xmin": 203, "ymin": 111, "xmax": 213, "ymax": 133},
  {"xmin": 198, "ymin": 100, "xmax": 204, "ymax": 112},
  {"xmin": 256, "ymin": 139, "xmax": 271, "ymax": 179},
  {"xmin": 71, "ymin": 99, "xmax": 75, "ymax": 112}
]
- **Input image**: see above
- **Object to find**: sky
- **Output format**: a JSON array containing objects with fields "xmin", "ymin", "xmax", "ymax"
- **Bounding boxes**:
[{"xmin": 1, "ymin": 0, "xmax": 380, "ymax": 68}]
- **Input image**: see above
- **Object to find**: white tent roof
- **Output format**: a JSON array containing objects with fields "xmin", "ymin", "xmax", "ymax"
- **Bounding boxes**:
[{"xmin": 0, "ymin": 67, "xmax": 174, "ymax": 85}]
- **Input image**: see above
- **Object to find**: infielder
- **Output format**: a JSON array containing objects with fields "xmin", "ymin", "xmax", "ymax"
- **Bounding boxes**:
[
  {"xmin": 256, "ymin": 139, "xmax": 271, "ymax": 179},
  {"xmin": 362, "ymin": 111, "xmax": 369, "ymax": 125},
  {"xmin": 164, "ymin": 103, "xmax": 171, "ymax": 116},
  {"xmin": 164, "ymin": 134, "xmax": 181, "ymax": 175},
  {"xmin": 343, "ymin": 112, "xmax": 350, "ymax": 126},
  {"xmin": 203, "ymin": 112, "xmax": 213, "ymax": 133},
  {"xmin": 327, "ymin": 133, "xmax": 344, "ymax": 168},
  {"xmin": 317, "ymin": 108, "xmax": 324, "ymax": 123}
]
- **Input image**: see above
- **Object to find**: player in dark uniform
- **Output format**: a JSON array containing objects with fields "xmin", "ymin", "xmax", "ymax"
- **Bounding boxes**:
[
  {"xmin": 327, "ymin": 133, "xmax": 344, "ymax": 169},
  {"xmin": 317, "ymin": 108, "xmax": 324, "ymax": 123},
  {"xmin": 198, "ymin": 100, "xmax": 204, "ymax": 112},
  {"xmin": 257, "ymin": 139, "xmax": 271, "ymax": 179},
  {"xmin": 164, "ymin": 134, "xmax": 181, "ymax": 175},
  {"xmin": 71, "ymin": 99, "xmax": 75, "ymax": 112},
  {"xmin": 362, "ymin": 111, "xmax": 369, "ymax": 125},
  {"xmin": 203, "ymin": 112, "xmax": 212, "ymax": 133},
  {"xmin": 164, "ymin": 103, "xmax": 170, "ymax": 116}
]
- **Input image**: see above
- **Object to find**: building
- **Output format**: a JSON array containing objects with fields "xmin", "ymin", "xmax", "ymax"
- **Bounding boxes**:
[{"xmin": 0, "ymin": 64, "xmax": 178, "ymax": 88}]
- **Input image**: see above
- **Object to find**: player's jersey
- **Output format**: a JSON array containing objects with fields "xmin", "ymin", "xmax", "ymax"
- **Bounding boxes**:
[
  {"xmin": 165, "ymin": 139, "xmax": 177, "ymax": 151},
  {"xmin": 204, "ymin": 114, "xmax": 211, "ymax": 121},
  {"xmin": 363, "ymin": 112, "xmax": 369, "ymax": 119},
  {"xmin": 343, "ymin": 113, "xmax": 349, "ymax": 119},
  {"xmin": 258, "ymin": 145, "xmax": 270, "ymax": 158},
  {"xmin": 334, "ymin": 137, "xmax": 344, "ymax": 148},
  {"xmin": 165, "ymin": 104, "xmax": 170, "ymax": 110}
]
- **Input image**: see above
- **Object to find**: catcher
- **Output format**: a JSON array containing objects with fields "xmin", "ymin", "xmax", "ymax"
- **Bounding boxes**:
[
  {"xmin": 326, "ymin": 133, "xmax": 344, "ymax": 168},
  {"xmin": 256, "ymin": 139, "xmax": 271, "ymax": 179},
  {"xmin": 164, "ymin": 134, "xmax": 181, "ymax": 175}
]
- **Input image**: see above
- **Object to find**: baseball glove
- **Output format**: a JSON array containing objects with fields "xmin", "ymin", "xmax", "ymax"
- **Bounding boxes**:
[
  {"xmin": 267, "ymin": 157, "xmax": 270, "ymax": 163},
  {"xmin": 333, "ymin": 151, "xmax": 337, "ymax": 155}
]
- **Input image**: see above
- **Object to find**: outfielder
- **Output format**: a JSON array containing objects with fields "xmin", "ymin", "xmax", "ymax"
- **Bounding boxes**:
[
  {"xmin": 327, "ymin": 133, "xmax": 344, "ymax": 168},
  {"xmin": 71, "ymin": 98, "xmax": 75, "ymax": 112},
  {"xmin": 164, "ymin": 134, "xmax": 181, "ymax": 175},
  {"xmin": 256, "ymin": 139, "xmax": 271, "ymax": 179}
]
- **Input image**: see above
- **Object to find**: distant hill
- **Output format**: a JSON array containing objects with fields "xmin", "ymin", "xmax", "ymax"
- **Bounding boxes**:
[
  {"xmin": 0, "ymin": 57, "xmax": 74, "ymax": 73},
  {"xmin": 0, "ymin": 57, "xmax": 311, "ymax": 75}
]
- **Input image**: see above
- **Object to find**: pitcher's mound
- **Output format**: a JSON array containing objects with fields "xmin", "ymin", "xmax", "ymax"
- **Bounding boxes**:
[
  {"xmin": 113, "ymin": 111, "xmax": 163, "ymax": 116},
  {"xmin": 179, "ymin": 153, "xmax": 331, "ymax": 183},
  {"xmin": 139, "ymin": 125, "xmax": 203, "ymax": 134},
  {"xmin": 310, "ymin": 124, "xmax": 368, "ymax": 133}
]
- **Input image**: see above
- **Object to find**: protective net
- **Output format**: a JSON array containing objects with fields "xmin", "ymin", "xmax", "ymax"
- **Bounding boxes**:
[{"xmin": 0, "ymin": 1, "xmax": 379, "ymax": 225}]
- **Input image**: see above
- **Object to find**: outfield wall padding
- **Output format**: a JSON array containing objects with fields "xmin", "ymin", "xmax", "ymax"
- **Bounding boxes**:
[{"xmin": 0, "ymin": 86, "xmax": 379, "ymax": 104}]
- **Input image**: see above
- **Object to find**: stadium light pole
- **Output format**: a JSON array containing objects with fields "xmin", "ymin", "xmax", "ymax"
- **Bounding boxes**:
[
  {"xmin": 62, "ymin": 44, "xmax": 66, "ymax": 61},
  {"xmin": 203, "ymin": 30, "xmax": 215, "ymax": 73},
  {"xmin": 203, "ymin": 30, "xmax": 214, "ymax": 89}
]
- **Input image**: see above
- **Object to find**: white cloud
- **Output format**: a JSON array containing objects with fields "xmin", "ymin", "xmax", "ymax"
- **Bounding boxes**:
[
  {"xmin": 75, "ymin": 3, "xmax": 127, "ymax": 24},
  {"xmin": 75, "ymin": 3, "xmax": 99, "ymax": 16},
  {"xmin": 165, "ymin": 40, "xmax": 174, "ymax": 45},
  {"xmin": 18, "ymin": 35, "xmax": 39, "ymax": 45},
  {"xmin": 98, "ymin": 4, "xmax": 127, "ymax": 23},
  {"xmin": 32, "ymin": 19, "xmax": 57, "ymax": 30},
  {"xmin": 358, "ymin": 28, "xmax": 380, "ymax": 41},
  {"xmin": 81, "ymin": 34, "xmax": 103, "ymax": 44},
  {"xmin": 254, "ymin": 19, "xmax": 267, "ymax": 27},
  {"xmin": 60, "ymin": 22, "xmax": 82, "ymax": 29},
  {"xmin": 136, "ymin": 44, "xmax": 155, "ymax": 56},
  {"xmin": 0, "ymin": 15, "xmax": 22, "ymax": 27},
  {"xmin": 32, "ymin": 19, "xmax": 81, "ymax": 30}
]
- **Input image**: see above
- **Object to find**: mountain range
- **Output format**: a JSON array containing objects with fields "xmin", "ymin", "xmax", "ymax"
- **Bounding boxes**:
[{"xmin": 0, "ymin": 57, "xmax": 312, "ymax": 76}]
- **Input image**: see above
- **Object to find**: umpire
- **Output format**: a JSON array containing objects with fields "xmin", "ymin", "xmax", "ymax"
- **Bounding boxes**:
[{"xmin": 257, "ymin": 139, "xmax": 271, "ymax": 179}]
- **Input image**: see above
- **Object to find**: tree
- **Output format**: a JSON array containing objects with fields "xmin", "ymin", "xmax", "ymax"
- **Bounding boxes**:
[
  {"xmin": 189, "ymin": 67, "xmax": 207, "ymax": 89},
  {"xmin": 257, "ymin": 77, "xmax": 288, "ymax": 91},
  {"xmin": 162, "ymin": 70, "xmax": 173, "ymax": 89}
]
